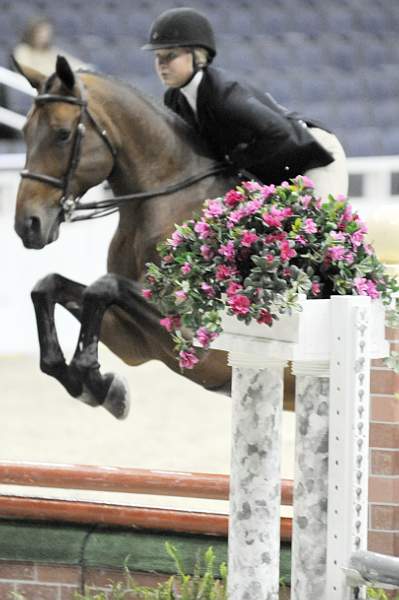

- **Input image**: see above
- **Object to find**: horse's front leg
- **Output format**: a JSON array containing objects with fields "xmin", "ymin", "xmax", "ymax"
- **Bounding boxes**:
[
  {"xmin": 31, "ymin": 273, "xmax": 86, "ymax": 397},
  {"xmin": 69, "ymin": 273, "xmax": 175, "ymax": 420}
]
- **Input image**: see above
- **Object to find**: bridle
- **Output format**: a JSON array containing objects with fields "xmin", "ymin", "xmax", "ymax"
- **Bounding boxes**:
[{"xmin": 20, "ymin": 76, "xmax": 231, "ymax": 223}]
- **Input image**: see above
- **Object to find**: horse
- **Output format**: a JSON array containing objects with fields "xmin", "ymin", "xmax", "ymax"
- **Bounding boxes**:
[{"xmin": 14, "ymin": 55, "xmax": 294, "ymax": 419}]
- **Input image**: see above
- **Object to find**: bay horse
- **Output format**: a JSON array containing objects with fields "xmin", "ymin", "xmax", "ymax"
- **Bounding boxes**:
[{"xmin": 14, "ymin": 56, "xmax": 294, "ymax": 419}]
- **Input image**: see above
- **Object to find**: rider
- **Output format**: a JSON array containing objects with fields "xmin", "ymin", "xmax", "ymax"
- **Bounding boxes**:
[{"xmin": 142, "ymin": 7, "xmax": 348, "ymax": 197}]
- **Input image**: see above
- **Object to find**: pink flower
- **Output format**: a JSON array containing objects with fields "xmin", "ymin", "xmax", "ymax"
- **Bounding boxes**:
[
  {"xmin": 196, "ymin": 327, "xmax": 217, "ymax": 347},
  {"xmin": 279, "ymin": 239, "xmax": 297, "ymax": 261},
  {"xmin": 200, "ymin": 244, "xmax": 214, "ymax": 261},
  {"xmin": 281, "ymin": 181, "xmax": 290, "ymax": 188},
  {"xmin": 261, "ymin": 184, "xmax": 276, "ymax": 199},
  {"xmin": 243, "ymin": 180, "xmax": 263, "ymax": 193},
  {"xmin": 295, "ymin": 235, "xmax": 307, "ymax": 246},
  {"xmin": 224, "ymin": 190, "xmax": 244, "ymax": 206},
  {"xmin": 175, "ymin": 290, "xmax": 188, "ymax": 302},
  {"xmin": 194, "ymin": 220, "xmax": 211, "ymax": 239},
  {"xmin": 263, "ymin": 206, "xmax": 292, "ymax": 228},
  {"xmin": 351, "ymin": 229, "xmax": 367, "ymax": 248},
  {"xmin": 303, "ymin": 218, "xmax": 317, "ymax": 234},
  {"xmin": 296, "ymin": 174, "xmax": 315, "ymax": 188},
  {"xmin": 244, "ymin": 199, "xmax": 263, "ymax": 215},
  {"xmin": 330, "ymin": 231, "xmax": 346, "ymax": 242},
  {"xmin": 204, "ymin": 199, "xmax": 224, "ymax": 219},
  {"xmin": 216, "ymin": 264, "xmax": 236, "ymax": 280},
  {"xmin": 336, "ymin": 193, "xmax": 347, "ymax": 201},
  {"xmin": 163, "ymin": 254, "xmax": 174, "ymax": 264},
  {"xmin": 169, "ymin": 230, "xmax": 185, "ymax": 248},
  {"xmin": 257, "ymin": 308, "xmax": 273, "ymax": 325},
  {"xmin": 227, "ymin": 208, "xmax": 246, "ymax": 226},
  {"xmin": 179, "ymin": 349, "xmax": 199, "ymax": 369},
  {"xmin": 327, "ymin": 246, "xmax": 346, "ymax": 261},
  {"xmin": 241, "ymin": 231, "xmax": 259, "ymax": 247},
  {"xmin": 181, "ymin": 262, "xmax": 192, "ymax": 275},
  {"xmin": 343, "ymin": 251, "xmax": 355, "ymax": 264},
  {"xmin": 226, "ymin": 281, "xmax": 243, "ymax": 296},
  {"xmin": 218, "ymin": 240, "xmax": 236, "ymax": 261},
  {"xmin": 311, "ymin": 282, "xmax": 321, "ymax": 296},
  {"xmin": 160, "ymin": 315, "xmax": 181, "ymax": 332},
  {"xmin": 300, "ymin": 194, "xmax": 313, "ymax": 208},
  {"xmin": 228, "ymin": 294, "xmax": 251, "ymax": 315},
  {"xmin": 201, "ymin": 282, "xmax": 215, "ymax": 297},
  {"xmin": 354, "ymin": 277, "xmax": 380, "ymax": 299},
  {"xmin": 142, "ymin": 288, "xmax": 153, "ymax": 299}
]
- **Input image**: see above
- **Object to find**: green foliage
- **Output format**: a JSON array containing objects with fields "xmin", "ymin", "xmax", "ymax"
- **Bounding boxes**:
[
  {"xmin": 367, "ymin": 588, "xmax": 399, "ymax": 600},
  {"xmin": 71, "ymin": 544, "xmax": 227, "ymax": 600}
]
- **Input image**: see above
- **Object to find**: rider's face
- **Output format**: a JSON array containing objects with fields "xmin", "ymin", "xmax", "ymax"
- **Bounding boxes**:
[{"xmin": 155, "ymin": 48, "xmax": 194, "ymax": 88}]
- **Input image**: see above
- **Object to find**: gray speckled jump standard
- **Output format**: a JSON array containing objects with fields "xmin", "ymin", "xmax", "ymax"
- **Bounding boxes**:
[
  {"xmin": 228, "ymin": 366, "xmax": 284, "ymax": 600},
  {"xmin": 291, "ymin": 375, "xmax": 330, "ymax": 600}
]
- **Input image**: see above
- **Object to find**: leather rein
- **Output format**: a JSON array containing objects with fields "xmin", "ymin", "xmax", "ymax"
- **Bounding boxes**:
[{"xmin": 20, "ymin": 79, "xmax": 231, "ymax": 223}]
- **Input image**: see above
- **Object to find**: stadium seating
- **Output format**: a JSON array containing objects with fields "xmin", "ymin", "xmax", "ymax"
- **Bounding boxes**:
[{"xmin": 0, "ymin": 0, "xmax": 397, "ymax": 156}]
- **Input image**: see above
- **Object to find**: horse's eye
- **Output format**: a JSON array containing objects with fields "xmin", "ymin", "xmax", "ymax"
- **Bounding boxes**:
[{"xmin": 55, "ymin": 128, "xmax": 72, "ymax": 143}]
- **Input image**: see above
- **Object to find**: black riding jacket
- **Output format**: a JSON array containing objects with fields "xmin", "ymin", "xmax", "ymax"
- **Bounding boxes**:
[{"xmin": 164, "ymin": 66, "xmax": 334, "ymax": 185}]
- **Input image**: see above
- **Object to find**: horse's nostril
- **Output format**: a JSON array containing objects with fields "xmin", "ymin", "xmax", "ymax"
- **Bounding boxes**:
[{"xmin": 26, "ymin": 216, "xmax": 41, "ymax": 235}]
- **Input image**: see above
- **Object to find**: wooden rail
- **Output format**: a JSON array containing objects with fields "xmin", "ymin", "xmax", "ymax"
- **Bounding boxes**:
[{"xmin": 0, "ymin": 461, "xmax": 293, "ymax": 505}]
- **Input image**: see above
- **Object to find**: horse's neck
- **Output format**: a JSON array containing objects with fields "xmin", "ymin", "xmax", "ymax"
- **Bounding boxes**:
[{"xmin": 90, "ymin": 77, "xmax": 211, "ymax": 196}]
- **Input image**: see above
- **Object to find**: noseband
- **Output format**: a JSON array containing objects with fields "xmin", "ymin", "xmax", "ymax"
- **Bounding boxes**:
[{"xmin": 20, "ymin": 76, "xmax": 232, "ymax": 222}]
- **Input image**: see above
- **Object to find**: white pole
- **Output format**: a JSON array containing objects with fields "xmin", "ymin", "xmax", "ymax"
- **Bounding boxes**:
[{"xmin": 228, "ymin": 353, "xmax": 287, "ymax": 600}]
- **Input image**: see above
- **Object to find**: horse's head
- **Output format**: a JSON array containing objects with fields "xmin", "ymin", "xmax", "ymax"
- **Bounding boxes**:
[{"xmin": 14, "ymin": 56, "xmax": 116, "ymax": 249}]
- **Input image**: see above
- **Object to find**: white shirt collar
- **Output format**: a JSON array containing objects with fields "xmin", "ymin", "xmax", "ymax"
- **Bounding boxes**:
[{"xmin": 180, "ymin": 70, "xmax": 204, "ymax": 114}]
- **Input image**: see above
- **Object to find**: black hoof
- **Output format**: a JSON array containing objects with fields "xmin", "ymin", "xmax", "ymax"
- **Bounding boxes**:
[{"xmin": 102, "ymin": 373, "xmax": 130, "ymax": 420}]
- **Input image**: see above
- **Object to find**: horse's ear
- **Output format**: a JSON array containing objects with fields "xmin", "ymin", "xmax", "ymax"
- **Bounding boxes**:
[
  {"xmin": 10, "ymin": 54, "xmax": 45, "ymax": 90},
  {"xmin": 56, "ymin": 55, "xmax": 75, "ymax": 90}
]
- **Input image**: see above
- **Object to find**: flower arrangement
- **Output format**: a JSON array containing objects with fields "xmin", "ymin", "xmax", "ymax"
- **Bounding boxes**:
[{"xmin": 144, "ymin": 176, "xmax": 399, "ymax": 369}]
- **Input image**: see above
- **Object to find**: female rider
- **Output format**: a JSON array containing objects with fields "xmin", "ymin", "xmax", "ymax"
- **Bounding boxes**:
[{"xmin": 142, "ymin": 7, "xmax": 348, "ymax": 198}]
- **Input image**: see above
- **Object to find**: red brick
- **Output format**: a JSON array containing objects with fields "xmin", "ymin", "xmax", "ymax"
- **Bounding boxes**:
[
  {"xmin": 0, "ymin": 562, "xmax": 35, "ymax": 581},
  {"xmin": 60, "ymin": 586, "xmax": 81, "ymax": 600},
  {"xmin": 371, "ymin": 369, "xmax": 399, "ymax": 395},
  {"xmin": 370, "ymin": 505, "xmax": 399, "ymax": 530},
  {"xmin": 385, "ymin": 327, "xmax": 399, "ymax": 342},
  {"xmin": 370, "ymin": 422, "xmax": 399, "ymax": 448},
  {"xmin": 369, "ymin": 476, "xmax": 399, "ymax": 503},
  {"xmin": 371, "ymin": 450, "xmax": 399, "ymax": 475},
  {"xmin": 16, "ymin": 583, "xmax": 59, "ymax": 600},
  {"xmin": 36, "ymin": 565, "xmax": 81, "ymax": 584},
  {"xmin": 368, "ymin": 530, "xmax": 395, "ymax": 555},
  {"xmin": 84, "ymin": 567, "xmax": 124, "ymax": 588},
  {"xmin": 129, "ymin": 572, "xmax": 171, "ymax": 586},
  {"xmin": 0, "ymin": 582, "xmax": 15, "ymax": 600},
  {"xmin": 371, "ymin": 395, "xmax": 399, "ymax": 422}
]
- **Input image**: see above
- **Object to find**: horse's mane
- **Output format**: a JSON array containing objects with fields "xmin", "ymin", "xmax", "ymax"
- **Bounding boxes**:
[{"xmin": 75, "ymin": 68, "xmax": 212, "ymax": 159}]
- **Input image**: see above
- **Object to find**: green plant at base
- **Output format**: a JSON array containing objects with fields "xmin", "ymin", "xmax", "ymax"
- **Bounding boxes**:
[{"xmin": 367, "ymin": 589, "xmax": 399, "ymax": 600}]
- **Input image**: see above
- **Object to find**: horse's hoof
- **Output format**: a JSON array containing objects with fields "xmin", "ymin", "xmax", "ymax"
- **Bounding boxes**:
[{"xmin": 102, "ymin": 373, "xmax": 130, "ymax": 420}]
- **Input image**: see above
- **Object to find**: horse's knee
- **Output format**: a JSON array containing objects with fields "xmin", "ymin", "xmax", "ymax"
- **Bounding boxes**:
[
  {"xmin": 84, "ymin": 273, "xmax": 120, "ymax": 305},
  {"xmin": 31, "ymin": 272, "xmax": 63, "ymax": 299}
]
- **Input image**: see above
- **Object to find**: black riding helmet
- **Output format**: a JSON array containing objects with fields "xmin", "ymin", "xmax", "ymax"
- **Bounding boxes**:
[{"xmin": 141, "ymin": 7, "xmax": 216, "ymax": 61}]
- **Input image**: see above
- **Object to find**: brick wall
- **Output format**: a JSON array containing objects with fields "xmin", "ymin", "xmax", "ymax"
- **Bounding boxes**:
[
  {"xmin": 369, "ymin": 327, "xmax": 399, "ymax": 556},
  {"xmin": 0, "ymin": 561, "xmax": 169, "ymax": 600}
]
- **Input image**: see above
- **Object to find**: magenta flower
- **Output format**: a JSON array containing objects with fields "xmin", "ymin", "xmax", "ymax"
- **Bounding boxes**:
[
  {"xmin": 257, "ymin": 308, "xmax": 273, "ymax": 325},
  {"xmin": 204, "ymin": 199, "xmax": 224, "ymax": 219},
  {"xmin": 181, "ymin": 262, "xmax": 192, "ymax": 275},
  {"xmin": 200, "ymin": 244, "xmax": 214, "ymax": 261},
  {"xmin": 226, "ymin": 281, "xmax": 243, "ymax": 296},
  {"xmin": 179, "ymin": 349, "xmax": 199, "ymax": 369},
  {"xmin": 330, "ymin": 231, "xmax": 346, "ymax": 242},
  {"xmin": 279, "ymin": 239, "xmax": 297, "ymax": 261},
  {"xmin": 296, "ymin": 175, "xmax": 315, "ymax": 188},
  {"xmin": 241, "ymin": 231, "xmax": 259, "ymax": 247},
  {"xmin": 263, "ymin": 206, "xmax": 292, "ymax": 228},
  {"xmin": 227, "ymin": 208, "xmax": 246, "ymax": 226},
  {"xmin": 300, "ymin": 194, "xmax": 313, "ymax": 208},
  {"xmin": 175, "ymin": 290, "xmax": 188, "ymax": 302},
  {"xmin": 311, "ymin": 282, "xmax": 321, "ymax": 296},
  {"xmin": 327, "ymin": 246, "xmax": 346, "ymax": 261},
  {"xmin": 218, "ymin": 240, "xmax": 236, "ymax": 261},
  {"xmin": 261, "ymin": 184, "xmax": 276, "ymax": 199},
  {"xmin": 224, "ymin": 190, "xmax": 244, "ymax": 206},
  {"xmin": 194, "ymin": 220, "xmax": 211, "ymax": 239},
  {"xmin": 216, "ymin": 264, "xmax": 236, "ymax": 280},
  {"xmin": 295, "ymin": 235, "xmax": 307, "ymax": 246},
  {"xmin": 169, "ymin": 230, "xmax": 185, "ymax": 248},
  {"xmin": 160, "ymin": 315, "xmax": 181, "ymax": 332},
  {"xmin": 244, "ymin": 199, "xmax": 263, "ymax": 215},
  {"xmin": 201, "ymin": 282, "xmax": 215, "ymax": 297},
  {"xmin": 242, "ymin": 181, "xmax": 263, "ymax": 193},
  {"xmin": 196, "ymin": 327, "xmax": 217, "ymax": 347},
  {"xmin": 354, "ymin": 277, "xmax": 380, "ymax": 299},
  {"xmin": 142, "ymin": 288, "xmax": 153, "ymax": 299},
  {"xmin": 228, "ymin": 294, "xmax": 251, "ymax": 315},
  {"xmin": 303, "ymin": 218, "xmax": 317, "ymax": 234}
]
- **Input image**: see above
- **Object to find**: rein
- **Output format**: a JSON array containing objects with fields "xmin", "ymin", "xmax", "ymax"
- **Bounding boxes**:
[{"xmin": 20, "ymin": 78, "xmax": 232, "ymax": 223}]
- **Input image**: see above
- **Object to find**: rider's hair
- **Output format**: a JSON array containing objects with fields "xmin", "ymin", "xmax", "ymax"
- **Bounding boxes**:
[{"xmin": 193, "ymin": 47, "xmax": 210, "ymax": 68}]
